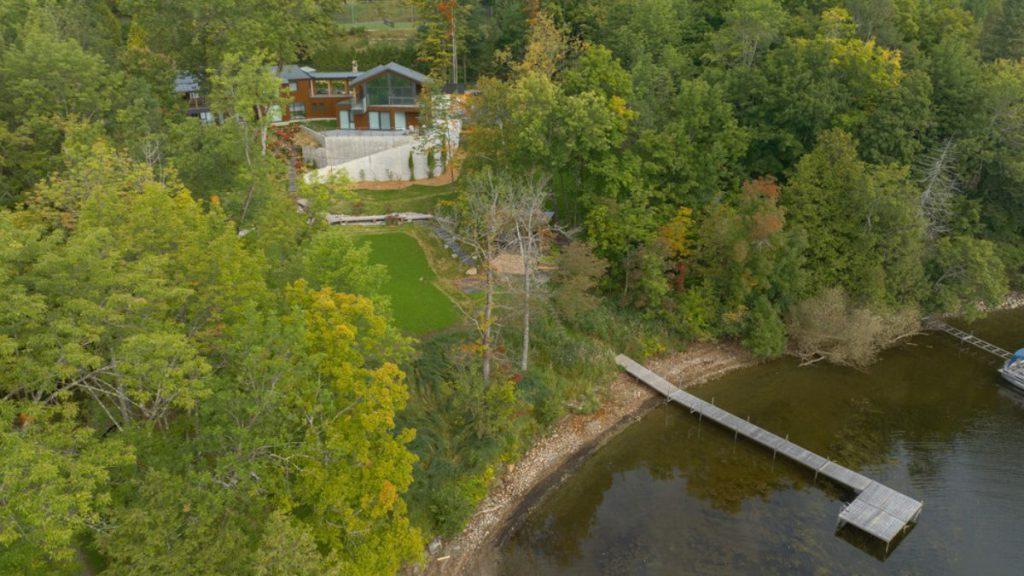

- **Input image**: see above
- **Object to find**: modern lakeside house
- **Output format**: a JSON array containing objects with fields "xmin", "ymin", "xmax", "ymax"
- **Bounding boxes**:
[
  {"xmin": 174, "ymin": 61, "xmax": 431, "ymax": 131},
  {"xmin": 271, "ymin": 61, "xmax": 430, "ymax": 131},
  {"xmin": 174, "ymin": 61, "xmax": 452, "ymax": 183}
]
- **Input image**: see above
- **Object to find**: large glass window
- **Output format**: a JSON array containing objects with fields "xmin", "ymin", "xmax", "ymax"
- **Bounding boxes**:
[
  {"xmin": 314, "ymin": 80, "xmax": 330, "ymax": 96},
  {"xmin": 340, "ymin": 110, "xmax": 353, "ymax": 129},
  {"xmin": 365, "ymin": 74, "xmax": 417, "ymax": 106},
  {"xmin": 331, "ymin": 80, "xmax": 349, "ymax": 95},
  {"xmin": 394, "ymin": 111, "xmax": 407, "ymax": 131},
  {"xmin": 288, "ymin": 102, "xmax": 306, "ymax": 119},
  {"xmin": 368, "ymin": 111, "xmax": 392, "ymax": 130}
]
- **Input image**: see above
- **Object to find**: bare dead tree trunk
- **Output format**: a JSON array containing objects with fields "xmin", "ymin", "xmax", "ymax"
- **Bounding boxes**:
[
  {"xmin": 510, "ymin": 173, "xmax": 549, "ymax": 373},
  {"xmin": 518, "ymin": 225, "xmax": 531, "ymax": 372},
  {"xmin": 482, "ymin": 264, "xmax": 494, "ymax": 384}
]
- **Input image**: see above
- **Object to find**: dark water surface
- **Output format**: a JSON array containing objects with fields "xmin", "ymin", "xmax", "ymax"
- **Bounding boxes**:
[{"xmin": 498, "ymin": 310, "xmax": 1024, "ymax": 575}]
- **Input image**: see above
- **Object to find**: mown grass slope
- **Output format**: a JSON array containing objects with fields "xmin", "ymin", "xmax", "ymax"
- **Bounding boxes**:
[
  {"xmin": 357, "ymin": 231, "xmax": 460, "ymax": 335},
  {"xmin": 339, "ymin": 184, "xmax": 457, "ymax": 215}
]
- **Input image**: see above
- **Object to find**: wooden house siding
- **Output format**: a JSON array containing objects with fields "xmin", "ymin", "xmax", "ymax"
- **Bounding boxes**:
[{"xmin": 279, "ymin": 68, "xmax": 425, "ymax": 131}]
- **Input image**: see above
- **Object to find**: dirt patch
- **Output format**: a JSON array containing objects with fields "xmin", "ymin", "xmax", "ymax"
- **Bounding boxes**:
[
  {"xmin": 417, "ymin": 342, "xmax": 757, "ymax": 576},
  {"xmin": 489, "ymin": 253, "xmax": 525, "ymax": 275}
]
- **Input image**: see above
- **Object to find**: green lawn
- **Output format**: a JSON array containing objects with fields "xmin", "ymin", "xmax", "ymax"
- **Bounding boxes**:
[
  {"xmin": 339, "ymin": 183, "xmax": 456, "ymax": 215},
  {"xmin": 301, "ymin": 119, "xmax": 338, "ymax": 132},
  {"xmin": 357, "ymin": 231, "xmax": 460, "ymax": 335}
]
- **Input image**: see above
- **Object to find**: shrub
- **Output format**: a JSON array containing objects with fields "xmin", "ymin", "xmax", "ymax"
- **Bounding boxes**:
[
  {"xmin": 517, "ymin": 368, "xmax": 566, "ymax": 427},
  {"xmin": 401, "ymin": 337, "xmax": 521, "ymax": 536},
  {"xmin": 426, "ymin": 147, "xmax": 437, "ymax": 178},
  {"xmin": 787, "ymin": 287, "xmax": 920, "ymax": 368},
  {"xmin": 742, "ymin": 296, "xmax": 786, "ymax": 358},
  {"xmin": 551, "ymin": 241, "xmax": 607, "ymax": 320}
]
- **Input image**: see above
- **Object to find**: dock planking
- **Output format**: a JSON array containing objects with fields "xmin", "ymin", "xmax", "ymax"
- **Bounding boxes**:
[{"xmin": 616, "ymin": 354, "xmax": 922, "ymax": 546}]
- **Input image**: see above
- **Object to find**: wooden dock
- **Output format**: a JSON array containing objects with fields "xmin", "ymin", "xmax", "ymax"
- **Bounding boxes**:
[
  {"xmin": 933, "ymin": 320, "xmax": 1024, "ymax": 392},
  {"xmin": 933, "ymin": 320, "xmax": 1013, "ymax": 360},
  {"xmin": 616, "ymin": 354, "xmax": 922, "ymax": 546}
]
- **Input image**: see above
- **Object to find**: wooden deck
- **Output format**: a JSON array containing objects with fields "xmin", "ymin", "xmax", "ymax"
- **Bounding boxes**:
[{"xmin": 616, "ymin": 354, "xmax": 922, "ymax": 545}]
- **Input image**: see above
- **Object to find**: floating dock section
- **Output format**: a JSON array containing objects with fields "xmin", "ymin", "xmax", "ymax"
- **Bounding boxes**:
[{"xmin": 616, "ymin": 354, "xmax": 923, "ymax": 546}]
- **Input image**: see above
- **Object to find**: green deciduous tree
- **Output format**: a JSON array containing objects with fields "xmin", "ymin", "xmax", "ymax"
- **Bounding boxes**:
[
  {"xmin": 302, "ymin": 229, "xmax": 389, "ymax": 300},
  {"xmin": 121, "ymin": 0, "xmax": 351, "ymax": 72},
  {"xmin": 551, "ymin": 240, "xmax": 609, "ymax": 320},
  {"xmin": 688, "ymin": 177, "xmax": 805, "ymax": 347},
  {"xmin": 0, "ymin": 402, "xmax": 133, "ymax": 571},
  {"xmin": 928, "ymin": 235, "xmax": 1008, "ymax": 319},
  {"xmin": 708, "ymin": 0, "xmax": 789, "ymax": 67},
  {"xmin": 0, "ymin": 12, "xmax": 116, "ymax": 203},
  {"xmin": 739, "ymin": 8, "xmax": 929, "ymax": 171},
  {"xmin": 784, "ymin": 129, "xmax": 926, "ymax": 305},
  {"xmin": 640, "ymin": 79, "xmax": 750, "ymax": 208}
]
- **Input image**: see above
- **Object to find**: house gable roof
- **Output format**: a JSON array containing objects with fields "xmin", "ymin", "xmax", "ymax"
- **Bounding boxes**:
[
  {"xmin": 269, "ymin": 62, "xmax": 429, "ymax": 85},
  {"xmin": 272, "ymin": 65, "xmax": 315, "ymax": 82},
  {"xmin": 350, "ymin": 62, "xmax": 430, "ymax": 86}
]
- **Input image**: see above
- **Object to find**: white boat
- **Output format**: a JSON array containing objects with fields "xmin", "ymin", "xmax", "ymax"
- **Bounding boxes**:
[{"xmin": 1000, "ymin": 356, "xmax": 1024, "ymax": 393}]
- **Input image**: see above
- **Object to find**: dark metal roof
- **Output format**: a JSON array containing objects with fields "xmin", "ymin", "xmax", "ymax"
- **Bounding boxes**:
[
  {"xmin": 270, "ymin": 62, "xmax": 428, "ymax": 85},
  {"xmin": 309, "ymin": 71, "xmax": 359, "ymax": 80},
  {"xmin": 351, "ymin": 62, "xmax": 430, "ymax": 86},
  {"xmin": 272, "ymin": 65, "xmax": 315, "ymax": 82}
]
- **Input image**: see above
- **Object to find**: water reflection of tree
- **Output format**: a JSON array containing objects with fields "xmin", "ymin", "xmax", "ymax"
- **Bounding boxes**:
[{"xmin": 509, "ymin": 453, "xmax": 615, "ymax": 567}]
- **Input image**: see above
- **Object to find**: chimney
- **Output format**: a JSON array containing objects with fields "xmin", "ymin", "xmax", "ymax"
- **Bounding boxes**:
[{"xmin": 352, "ymin": 59, "xmax": 359, "ymax": 73}]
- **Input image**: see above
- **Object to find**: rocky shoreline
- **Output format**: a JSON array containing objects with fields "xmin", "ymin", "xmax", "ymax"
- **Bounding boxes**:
[
  {"xmin": 418, "ymin": 342, "xmax": 757, "ymax": 576},
  {"xmin": 414, "ymin": 292, "xmax": 1024, "ymax": 575}
]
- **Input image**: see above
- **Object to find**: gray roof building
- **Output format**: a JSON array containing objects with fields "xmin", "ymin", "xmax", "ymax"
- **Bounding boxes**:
[{"xmin": 351, "ymin": 62, "xmax": 431, "ymax": 86}]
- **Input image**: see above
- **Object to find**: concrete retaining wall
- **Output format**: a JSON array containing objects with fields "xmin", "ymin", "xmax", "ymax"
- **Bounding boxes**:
[
  {"xmin": 310, "ymin": 131, "xmax": 417, "ymax": 167},
  {"xmin": 306, "ymin": 142, "xmax": 440, "ymax": 182},
  {"xmin": 304, "ymin": 120, "xmax": 461, "ymax": 183}
]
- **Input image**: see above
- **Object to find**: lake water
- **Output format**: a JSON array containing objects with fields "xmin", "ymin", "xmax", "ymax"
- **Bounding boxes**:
[{"xmin": 498, "ymin": 310, "xmax": 1024, "ymax": 575}]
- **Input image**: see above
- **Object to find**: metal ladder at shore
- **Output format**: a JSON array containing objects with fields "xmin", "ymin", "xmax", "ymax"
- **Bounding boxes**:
[{"xmin": 932, "ymin": 320, "xmax": 1013, "ymax": 360}]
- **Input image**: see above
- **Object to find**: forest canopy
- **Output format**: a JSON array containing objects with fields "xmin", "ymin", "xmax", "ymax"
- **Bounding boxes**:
[{"xmin": 1, "ymin": 0, "xmax": 1023, "ymax": 574}]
